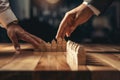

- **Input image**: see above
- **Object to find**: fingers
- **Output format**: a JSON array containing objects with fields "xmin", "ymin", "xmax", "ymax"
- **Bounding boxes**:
[
  {"xmin": 18, "ymin": 32, "xmax": 40, "ymax": 48},
  {"xmin": 56, "ymin": 12, "xmax": 76, "ymax": 39},
  {"xmin": 56, "ymin": 13, "xmax": 71, "ymax": 39},
  {"xmin": 26, "ymin": 32, "xmax": 45, "ymax": 44},
  {"xmin": 66, "ymin": 25, "xmax": 77, "ymax": 37},
  {"xmin": 25, "ymin": 32, "xmax": 47, "ymax": 49},
  {"xmin": 66, "ymin": 26, "xmax": 73, "ymax": 37},
  {"xmin": 17, "ymin": 31, "xmax": 46, "ymax": 49},
  {"xmin": 62, "ymin": 26, "xmax": 70, "ymax": 37},
  {"xmin": 7, "ymin": 24, "xmax": 46, "ymax": 52},
  {"xmin": 7, "ymin": 32, "xmax": 21, "ymax": 54},
  {"xmin": 56, "ymin": 18, "xmax": 67, "ymax": 39}
]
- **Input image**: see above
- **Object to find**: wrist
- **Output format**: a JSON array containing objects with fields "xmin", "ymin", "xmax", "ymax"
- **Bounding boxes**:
[
  {"xmin": 76, "ymin": 4, "xmax": 94, "ymax": 17},
  {"xmin": 82, "ymin": 1, "xmax": 100, "ymax": 16},
  {"xmin": 0, "ymin": 8, "xmax": 18, "ymax": 29},
  {"xmin": 6, "ymin": 20, "xmax": 18, "ymax": 29}
]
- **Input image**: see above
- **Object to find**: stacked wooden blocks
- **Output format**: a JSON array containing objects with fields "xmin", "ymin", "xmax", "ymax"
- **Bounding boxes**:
[
  {"xmin": 66, "ymin": 40, "xmax": 86, "ymax": 70},
  {"xmin": 36, "ymin": 38, "xmax": 86, "ymax": 70},
  {"xmin": 36, "ymin": 38, "xmax": 67, "ymax": 52}
]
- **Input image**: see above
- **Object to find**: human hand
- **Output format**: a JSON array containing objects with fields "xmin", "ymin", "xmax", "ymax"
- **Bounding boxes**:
[
  {"xmin": 56, "ymin": 4, "xmax": 94, "ymax": 39},
  {"xmin": 7, "ymin": 23, "xmax": 45, "ymax": 54}
]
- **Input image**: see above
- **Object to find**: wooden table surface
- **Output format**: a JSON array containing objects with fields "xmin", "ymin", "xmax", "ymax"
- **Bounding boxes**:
[{"xmin": 0, "ymin": 43, "xmax": 120, "ymax": 80}]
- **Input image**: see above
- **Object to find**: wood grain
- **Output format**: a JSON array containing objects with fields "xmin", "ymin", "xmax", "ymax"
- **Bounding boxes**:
[
  {"xmin": 83, "ymin": 44, "xmax": 120, "ymax": 52},
  {"xmin": 35, "ymin": 52, "xmax": 70, "ymax": 71},
  {"xmin": 86, "ymin": 53, "xmax": 120, "ymax": 80},
  {"xmin": 0, "ymin": 43, "xmax": 120, "ymax": 80},
  {"xmin": 0, "ymin": 52, "xmax": 41, "ymax": 71},
  {"xmin": 88, "ymin": 53, "xmax": 120, "ymax": 71}
]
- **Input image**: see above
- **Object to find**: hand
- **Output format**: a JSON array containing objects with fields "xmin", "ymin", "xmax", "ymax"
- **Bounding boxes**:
[
  {"xmin": 56, "ymin": 4, "xmax": 94, "ymax": 39},
  {"xmin": 7, "ymin": 23, "xmax": 45, "ymax": 54}
]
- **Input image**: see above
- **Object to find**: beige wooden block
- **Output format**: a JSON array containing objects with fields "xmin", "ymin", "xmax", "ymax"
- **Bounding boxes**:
[
  {"xmin": 51, "ymin": 40, "xmax": 57, "ymax": 52},
  {"xmin": 45, "ymin": 42, "xmax": 51, "ymax": 52},
  {"xmin": 57, "ymin": 38, "xmax": 63, "ymax": 52},
  {"xmin": 66, "ymin": 40, "xmax": 86, "ymax": 70},
  {"xmin": 62, "ymin": 39, "xmax": 67, "ymax": 52}
]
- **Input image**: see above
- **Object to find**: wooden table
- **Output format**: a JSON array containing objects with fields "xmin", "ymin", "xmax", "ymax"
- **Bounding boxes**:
[{"xmin": 0, "ymin": 43, "xmax": 120, "ymax": 80}]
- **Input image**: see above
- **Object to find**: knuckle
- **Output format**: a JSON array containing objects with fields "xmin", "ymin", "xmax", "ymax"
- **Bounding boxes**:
[{"xmin": 65, "ymin": 12, "xmax": 70, "ymax": 16}]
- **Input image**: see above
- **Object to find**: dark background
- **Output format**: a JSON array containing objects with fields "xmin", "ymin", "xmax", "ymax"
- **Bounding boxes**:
[{"xmin": 0, "ymin": 0, "xmax": 120, "ymax": 44}]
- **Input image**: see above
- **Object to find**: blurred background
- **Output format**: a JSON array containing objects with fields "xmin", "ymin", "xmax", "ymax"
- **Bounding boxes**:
[{"xmin": 0, "ymin": 0, "xmax": 120, "ymax": 44}]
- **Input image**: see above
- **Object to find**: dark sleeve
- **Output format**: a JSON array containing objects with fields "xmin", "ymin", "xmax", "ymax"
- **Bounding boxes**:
[{"xmin": 84, "ymin": 0, "xmax": 113, "ymax": 14}]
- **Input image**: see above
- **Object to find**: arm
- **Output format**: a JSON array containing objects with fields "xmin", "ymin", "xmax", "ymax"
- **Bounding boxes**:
[
  {"xmin": 84, "ymin": 0, "xmax": 114, "ymax": 15},
  {"xmin": 56, "ymin": 0, "xmax": 113, "ymax": 39},
  {"xmin": 0, "ymin": 0, "xmax": 45, "ymax": 54},
  {"xmin": 56, "ymin": 3, "xmax": 94, "ymax": 39},
  {"xmin": 0, "ymin": 0, "xmax": 17, "ymax": 28}
]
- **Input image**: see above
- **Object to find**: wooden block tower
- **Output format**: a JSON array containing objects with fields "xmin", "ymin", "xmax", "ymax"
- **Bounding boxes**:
[{"xmin": 66, "ymin": 40, "xmax": 86, "ymax": 70}]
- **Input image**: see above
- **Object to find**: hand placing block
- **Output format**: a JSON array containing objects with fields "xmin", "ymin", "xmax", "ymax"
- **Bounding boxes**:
[{"xmin": 66, "ymin": 40, "xmax": 86, "ymax": 70}]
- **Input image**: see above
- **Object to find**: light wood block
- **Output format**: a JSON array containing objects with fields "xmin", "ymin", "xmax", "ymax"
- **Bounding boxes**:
[
  {"xmin": 57, "ymin": 38, "xmax": 63, "ymax": 52},
  {"xmin": 45, "ymin": 42, "xmax": 51, "ymax": 52},
  {"xmin": 62, "ymin": 39, "xmax": 67, "ymax": 52},
  {"xmin": 66, "ymin": 40, "xmax": 86, "ymax": 70},
  {"xmin": 51, "ymin": 40, "xmax": 57, "ymax": 52}
]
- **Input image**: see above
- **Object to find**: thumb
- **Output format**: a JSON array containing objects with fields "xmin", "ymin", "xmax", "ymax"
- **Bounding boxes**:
[{"xmin": 66, "ymin": 25, "xmax": 76, "ymax": 37}]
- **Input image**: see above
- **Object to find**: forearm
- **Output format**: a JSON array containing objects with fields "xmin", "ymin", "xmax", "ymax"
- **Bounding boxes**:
[{"xmin": 0, "ymin": 0, "xmax": 17, "ymax": 29}]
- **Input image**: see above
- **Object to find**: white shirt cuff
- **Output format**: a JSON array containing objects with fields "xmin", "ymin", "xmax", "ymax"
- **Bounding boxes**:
[
  {"xmin": 83, "ymin": 1, "xmax": 101, "ymax": 16},
  {"xmin": 0, "ymin": 8, "xmax": 18, "ymax": 29}
]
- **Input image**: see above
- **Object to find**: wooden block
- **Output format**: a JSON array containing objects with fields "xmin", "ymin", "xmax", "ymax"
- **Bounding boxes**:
[
  {"xmin": 45, "ymin": 42, "xmax": 51, "ymax": 52},
  {"xmin": 66, "ymin": 40, "xmax": 86, "ymax": 70},
  {"xmin": 62, "ymin": 39, "xmax": 67, "ymax": 52},
  {"xmin": 57, "ymin": 38, "xmax": 63, "ymax": 52},
  {"xmin": 51, "ymin": 40, "xmax": 57, "ymax": 52}
]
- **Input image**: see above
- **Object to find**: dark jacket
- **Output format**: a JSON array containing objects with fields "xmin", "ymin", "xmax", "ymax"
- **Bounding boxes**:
[{"xmin": 84, "ymin": 0, "xmax": 113, "ymax": 14}]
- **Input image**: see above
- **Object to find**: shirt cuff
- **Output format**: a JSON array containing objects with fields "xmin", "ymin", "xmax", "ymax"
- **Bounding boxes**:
[
  {"xmin": 0, "ymin": 8, "xmax": 18, "ymax": 29},
  {"xmin": 83, "ymin": 1, "xmax": 101, "ymax": 16}
]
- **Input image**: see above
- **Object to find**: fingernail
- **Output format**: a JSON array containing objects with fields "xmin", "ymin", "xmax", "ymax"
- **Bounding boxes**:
[
  {"xmin": 55, "ymin": 35, "xmax": 58, "ymax": 39},
  {"xmin": 66, "ymin": 33, "xmax": 69, "ymax": 37}
]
